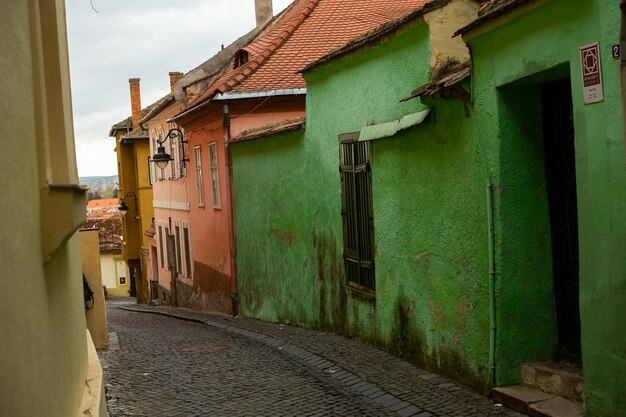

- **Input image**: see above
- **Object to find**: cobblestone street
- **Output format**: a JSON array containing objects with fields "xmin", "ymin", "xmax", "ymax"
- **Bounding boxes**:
[{"xmin": 100, "ymin": 299, "xmax": 526, "ymax": 417}]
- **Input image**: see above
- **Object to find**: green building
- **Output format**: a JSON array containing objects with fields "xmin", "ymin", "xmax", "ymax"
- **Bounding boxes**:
[{"xmin": 231, "ymin": 0, "xmax": 626, "ymax": 415}]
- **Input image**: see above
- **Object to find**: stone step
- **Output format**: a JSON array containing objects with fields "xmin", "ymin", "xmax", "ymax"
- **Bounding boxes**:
[
  {"xmin": 521, "ymin": 361, "xmax": 584, "ymax": 402},
  {"xmin": 493, "ymin": 385, "xmax": 583, "ymax": 417}
]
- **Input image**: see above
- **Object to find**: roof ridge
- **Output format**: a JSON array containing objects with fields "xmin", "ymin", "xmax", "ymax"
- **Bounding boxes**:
[{"xmin": 216, "ymin": 0, "xmax": 320, "ymax": 95}]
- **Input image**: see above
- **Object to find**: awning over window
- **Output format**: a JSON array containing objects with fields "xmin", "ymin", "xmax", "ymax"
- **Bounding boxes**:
[{"xmin": 358, "ymin": 108, "xmax": 431, "ymax": 142}]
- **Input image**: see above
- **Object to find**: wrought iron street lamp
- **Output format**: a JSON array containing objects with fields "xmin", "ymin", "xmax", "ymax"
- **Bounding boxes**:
[
  {"xmin": 151, "ymin": 127, "xmax": 187, "ymax": 170},
  {"xmin": 118, "ymin": 191, "xmax": 137, "ymax": 215}
]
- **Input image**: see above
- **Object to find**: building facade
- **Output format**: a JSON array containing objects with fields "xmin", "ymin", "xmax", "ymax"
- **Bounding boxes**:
[
  {"xmin": 0, "ymin": 0, "xmax": 107, "ymax": 415},
  {"xmin": 109, "ymin": 79, "xmax": 156, "ymax": 304}
]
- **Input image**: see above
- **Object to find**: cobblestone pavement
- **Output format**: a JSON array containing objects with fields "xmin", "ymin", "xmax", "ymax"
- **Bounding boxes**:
[{"xmin": 100, "ymin": 298, "xmax": 527, "ymax": 417}]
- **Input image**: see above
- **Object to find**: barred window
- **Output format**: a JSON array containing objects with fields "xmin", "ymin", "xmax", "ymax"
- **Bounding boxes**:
[{"xmin": 339, "ymin": 133, "xmax": 375, "ymax": 291}]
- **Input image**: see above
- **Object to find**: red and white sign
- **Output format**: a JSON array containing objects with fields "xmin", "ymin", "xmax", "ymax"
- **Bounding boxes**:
[{"xmin": 580, "ymin": 42, "xmax": 604, "ymax": 104}]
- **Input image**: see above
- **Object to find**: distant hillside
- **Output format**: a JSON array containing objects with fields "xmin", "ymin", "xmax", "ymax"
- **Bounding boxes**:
[{"xmin": 80, "ymin": 175, "xmax": 118, "ymax": 200}]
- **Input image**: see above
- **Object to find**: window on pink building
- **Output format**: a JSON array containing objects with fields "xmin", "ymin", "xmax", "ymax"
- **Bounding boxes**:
[
  {"xmin": 194, "ymin": 145, "xmax": 204, "ymax": 207},
  {"xmin": 209, "ymin": 142, "xmax": 220, "ymax": 208}
]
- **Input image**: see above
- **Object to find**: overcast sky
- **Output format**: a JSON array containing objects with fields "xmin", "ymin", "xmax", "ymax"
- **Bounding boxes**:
[{"xmin": 66, "ymin": 0, "xmax": 293, "ymax": 177}]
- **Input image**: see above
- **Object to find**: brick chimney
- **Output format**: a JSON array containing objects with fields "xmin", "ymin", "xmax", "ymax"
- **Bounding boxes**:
[
  {"xmin": 129, "ymin": 78, "xmax": 142, "ymax": 130},
  {"xmin": 255, "ymin": 0, "xmax": 273, "ymax": 28},
  {"xmin": 169, "ymin": 72, "xmax": 183, "ymax": 95}
]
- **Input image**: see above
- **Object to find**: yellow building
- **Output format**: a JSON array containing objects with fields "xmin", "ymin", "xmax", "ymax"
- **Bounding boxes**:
[
  {"xmin": 0, "ymin": 0, "xmax": 107, "ymax": 416},
  {"xmin": 109, "ymin": 79, "xmax": 156, "ymax": 304}
]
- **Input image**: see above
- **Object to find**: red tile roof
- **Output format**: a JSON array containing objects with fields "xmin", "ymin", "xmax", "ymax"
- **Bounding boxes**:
[
  {"xmin": 180, "ymin": 0, "xmax": 429, "ymax": 116},
  {"xmin": 82, "ymin": 210, "xmax": 124, "ymax": 252},
  {"xmin": 87, "ymin": 198, "xmax": 119, "ymax": 209}
]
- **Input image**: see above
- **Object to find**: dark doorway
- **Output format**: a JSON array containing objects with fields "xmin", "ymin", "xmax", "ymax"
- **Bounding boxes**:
[{"xmin": 541, "ymin": 77, "xmax": 581, "ymax": 361}]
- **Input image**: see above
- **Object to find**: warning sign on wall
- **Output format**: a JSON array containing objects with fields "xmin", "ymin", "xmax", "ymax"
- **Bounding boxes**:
[{"xmin": 580, "ymin": 42, "xmax": 604, "ymax": 104}]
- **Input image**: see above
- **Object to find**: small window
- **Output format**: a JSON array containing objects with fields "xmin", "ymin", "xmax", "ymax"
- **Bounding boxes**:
[
  {"xmin": 175, "ymin": 225, "xmax": 182, "ymax": 275},
  {"xmin": 158, "ymin": 225, "xmax": 164, "ymax": 268},
  {"xmin": 339, "ymin": 134, "xmax": 375, "ymax": 291},
  {"xmin": 208, "ymin": 142, "xmax": 221, "ymax": 208},
  {"xmin": 234, "ymin": 50, "xmax": 249, "ymax": 68},
  {"xmin": 194, "ymin": 145, "xmax": 204, "ymax": 206},
  {"xmin": 183, "ymin": 227, "xmax": 192, "ymax": 277},
  {"xmin": 166, "ymin": 228, "xmax": 176, "ymax": 271}
]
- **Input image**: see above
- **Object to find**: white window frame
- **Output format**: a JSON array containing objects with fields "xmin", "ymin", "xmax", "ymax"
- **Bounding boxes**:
[
  {"xmin": 208, "ymin": 142, "xmax": 221, "ymax": 208},
  {"xmin": 194, "ymin": 145, "xmax": 205, "ymax": 207}
]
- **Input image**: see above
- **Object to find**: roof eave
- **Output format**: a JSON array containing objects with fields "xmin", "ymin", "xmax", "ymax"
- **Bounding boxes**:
[
  {"xmin": 454, "ymin": 0, "xmax": 542, "ymax": 38},
  {"xmin": 233, "ymin": 120, "xmax": 305, "ymax": 143},
  {"xmin": 140, "ymin": 95, "xmax": 174, "ymax": 125}
]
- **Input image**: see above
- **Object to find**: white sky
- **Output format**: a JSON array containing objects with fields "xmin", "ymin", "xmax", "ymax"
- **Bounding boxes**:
[{"xmin": 66, "ymin": 0, "xmax": 293, "ymax": 177}]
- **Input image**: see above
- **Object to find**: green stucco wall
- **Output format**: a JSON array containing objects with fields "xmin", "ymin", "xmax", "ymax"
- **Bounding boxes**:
[
  {"xmin": 233, "ymin": 22, "xmax": 496, "ymax": 392},
  {"xmin": 233, "ymin": 1, "xmax": 626, "ymax": 410},
  {"xmin": 468, "ymin": 0, "xmax": 626, "ymax": 415},
  {"xmin": 232, "ymin": 130, "xmax": 314, "ymax": 323}
]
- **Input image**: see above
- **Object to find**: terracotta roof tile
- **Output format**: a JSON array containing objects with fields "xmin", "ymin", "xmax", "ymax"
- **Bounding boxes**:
[
  {"xmin": 87, "ymin": 198, "xmax": 119, "ymax": 209},
  {"xmin": 303, "ymin": 0, "xmax": 448, "ymax": 73},
  {"xmin": 181, "ymin": 0, "xmax": 429, "ymax": 115},
  {"xmin": 83, "ymin": 210, "xmax": 123, "ymax": 252}
]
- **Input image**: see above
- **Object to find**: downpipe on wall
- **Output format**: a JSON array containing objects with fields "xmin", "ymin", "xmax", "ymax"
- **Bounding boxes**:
[
  {"xmin": 223, "ymin": 104, "xmax": 239, "ymax": 316},
  {"xmin": 486, "ymin": 182, "xmax": 496, "ymax": 393},
  {"xmin": 619, "ymin": 0, "xmax": 626, "ymax": 168}
]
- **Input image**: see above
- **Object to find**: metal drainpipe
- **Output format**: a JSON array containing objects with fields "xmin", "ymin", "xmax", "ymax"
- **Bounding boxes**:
[
  {"xmin": 619, "ymin": 0, "xmax": 626, "ymax": 168},
  {"xmin": 223, "ymin": 104, "xmax": 239, "ymax": 316},
  {"xmin": 486, "ymin": 182, "xmax": 496, "ymax": 392}
]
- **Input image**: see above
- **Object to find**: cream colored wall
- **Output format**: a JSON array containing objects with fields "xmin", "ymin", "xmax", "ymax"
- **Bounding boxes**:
[
  {"xmin": 101, "ymin": 253, "xmax": 131, "ymax": 297},
  {"xmin": 80, "ymin": 230, "xmax": 109, "ymax": 349},
  {"xmin": 423, "ymin": 0, "xmax": 479, "ymax": 75},
  {"xmin": 0, "ymin": 1, "xmax": 106, "ymax": 415},
  {"xmin": 101, "ymin": 252, "xmax": 119, "ymax": 289}
]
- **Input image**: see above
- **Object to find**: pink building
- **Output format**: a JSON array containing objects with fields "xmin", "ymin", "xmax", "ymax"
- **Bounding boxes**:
[{"xmin": 140, "ymin": 72, "xmax": 195, "ymax": 306}]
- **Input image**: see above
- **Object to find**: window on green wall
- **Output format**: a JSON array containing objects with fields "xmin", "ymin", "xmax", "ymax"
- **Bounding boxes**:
[{"xmin": 339, "ymin": 133, "xmax": 375, "ymax": 292}]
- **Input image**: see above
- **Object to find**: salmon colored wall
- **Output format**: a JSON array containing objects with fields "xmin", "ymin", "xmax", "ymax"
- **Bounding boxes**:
[
  {"xmin": 146, "ymin": 101, "xmax": 191, "ymax": 294},
  {"xmin": 229, "ymin": 96, "xmax": 305, "ymax": 137},
  {"xmin": 181, "ymin": 108, "xmax": 231, "ymax": 275}
]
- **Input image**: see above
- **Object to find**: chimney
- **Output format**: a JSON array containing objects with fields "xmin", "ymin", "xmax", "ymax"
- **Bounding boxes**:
[
  {"xmin": 169, "ymin": 72, "xmax": 183, "ymax": 95},
  {"xmin": 255, "ymin": 0, "xmax": 273, "ymax": 28},
  {"xmin": 129, "ymin": 78, "xmax": 142, "ymax": 130}
]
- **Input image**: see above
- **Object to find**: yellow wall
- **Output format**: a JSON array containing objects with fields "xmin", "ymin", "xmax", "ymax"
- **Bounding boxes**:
[
  {"xmin": 114, "ymin": 134, "xmax": 154, "ymax": 303},
  {"xmin": 135, "ymin": 140, "xmax": 154, "ymax": 250},
  {"xmin": 0, "ymin": 1, "xmax": 106, "ymax": 415},
  {"xmin": 80, "ymin": 229, "xmax": 109, "ymax": 349},
  {"xmin": 115, "ymin": 135, "xmax": 140, "ymax": 261}
]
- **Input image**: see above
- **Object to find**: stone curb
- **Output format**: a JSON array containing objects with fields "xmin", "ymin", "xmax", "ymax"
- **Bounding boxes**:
[{"xmin": 118, "ymin": 305, "xmax": 439, "ymax": 417}]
